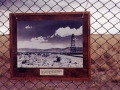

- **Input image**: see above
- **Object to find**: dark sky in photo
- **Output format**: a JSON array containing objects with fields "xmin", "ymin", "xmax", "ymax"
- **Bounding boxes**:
[
  {"xmin": 17, "ymin": 20, "xmax": 83, "ymax": 49},
  {"xmin": 17, "ymin": 20, "xmax": 82, "ymax": 40}
]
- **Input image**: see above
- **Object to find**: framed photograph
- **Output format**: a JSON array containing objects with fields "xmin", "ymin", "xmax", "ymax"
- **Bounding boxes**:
[{"xmin": 10, "ymin": 12, "xmax": 90, "ymax": 80}]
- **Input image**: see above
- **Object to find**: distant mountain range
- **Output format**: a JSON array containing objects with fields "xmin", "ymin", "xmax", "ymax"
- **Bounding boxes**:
[{"xmin": 18, "ymin": 47, "xmax": 82, "ymax": 53}]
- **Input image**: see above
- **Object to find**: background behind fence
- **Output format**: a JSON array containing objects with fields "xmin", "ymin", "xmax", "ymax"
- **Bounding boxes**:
[{"xmin": 0, "ymin": 0, "xmax": 120, "ymax": 90}]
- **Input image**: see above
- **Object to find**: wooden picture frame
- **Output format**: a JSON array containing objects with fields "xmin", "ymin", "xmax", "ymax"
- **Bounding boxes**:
[{"xmin": 10, "ymin": 12, "xmax": 90, "ymax": 80}]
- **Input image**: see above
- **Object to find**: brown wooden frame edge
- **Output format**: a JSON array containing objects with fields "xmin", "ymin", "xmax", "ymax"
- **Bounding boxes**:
[{"xmin": 10, "ymin": 12, "xmax": 91, "ymax": 80}]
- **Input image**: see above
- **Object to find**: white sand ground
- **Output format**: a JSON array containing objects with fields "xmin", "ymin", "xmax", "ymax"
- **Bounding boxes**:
[{"xmin": 17, "ymin": 53, "xmax": 83, "ymax": 68}]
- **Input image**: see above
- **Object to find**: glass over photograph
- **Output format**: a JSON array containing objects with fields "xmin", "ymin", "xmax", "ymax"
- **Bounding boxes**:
[{"xmin": 17, "ymin": 20, "xmax": 83, "ymax": 68}]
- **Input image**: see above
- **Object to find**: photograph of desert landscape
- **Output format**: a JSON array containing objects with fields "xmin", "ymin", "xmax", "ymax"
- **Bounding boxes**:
[{"xmin": 17, "ymin": 20, "xmax": 83, "ymax": 68}]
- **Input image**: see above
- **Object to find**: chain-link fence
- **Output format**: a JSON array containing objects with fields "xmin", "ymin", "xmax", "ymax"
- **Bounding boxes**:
[{"xmin": 0, "ymin": 0, "xmax": 120, "ymax": 90}]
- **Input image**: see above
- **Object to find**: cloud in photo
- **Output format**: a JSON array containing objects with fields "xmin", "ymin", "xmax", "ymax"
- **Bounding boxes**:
[
  {"xmin": 25, "ymin": 25, "xmax": 32, "ymax": 29},
  {"xmin": 53, "ymin": 26, "xmax": 82, "ymax": 37},
  {"xmin": 18, "ymin": 36, "xmax": 67, "ymax": 49},
  {"xmin": 31, "ymin": 36, "xmax": 48, "ymax": 43}
]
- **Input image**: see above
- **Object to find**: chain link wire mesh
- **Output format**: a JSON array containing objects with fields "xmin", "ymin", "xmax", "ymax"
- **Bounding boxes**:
[{"xmin": 0, "ymin": 0, "xmax": 120, "ymax": 90}]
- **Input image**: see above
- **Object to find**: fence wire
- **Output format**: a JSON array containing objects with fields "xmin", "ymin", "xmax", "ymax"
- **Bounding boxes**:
[{"xmin": 0, "ymin": 0, "xmax": 120, "ymax": 90}]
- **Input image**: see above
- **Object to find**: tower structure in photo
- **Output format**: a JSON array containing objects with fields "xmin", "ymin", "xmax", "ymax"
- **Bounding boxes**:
[{"xmin": 71, "ymin": 34, "xmax": 76, "ymax": 53}]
